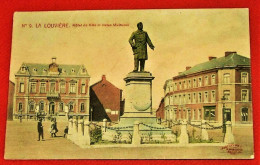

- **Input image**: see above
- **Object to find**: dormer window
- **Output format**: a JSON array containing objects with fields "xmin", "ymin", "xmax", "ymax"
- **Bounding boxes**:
[
  {"xmin": 33, "ymin": 68, "xmax": 37, "ymax": 72},
  {"xmin": 20, "ymin": 66, "xmax": 26, "ymax": 73},
  {"xmin": 82, "ymin": 68, "xmax": 86, "ymax": 73},
  {"xmin": 43, "ymin": 69, "xmax": 47, "ymax": 72},
  {"xmin": 71, "ymin": 68, "xmax": 75, "ymax": 73}
]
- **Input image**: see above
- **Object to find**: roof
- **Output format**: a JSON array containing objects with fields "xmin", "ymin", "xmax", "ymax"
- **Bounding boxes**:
[
  {"xmin": 177, "ymin": 53, "xmax": 250, "ymax": 77},
  {"xmin": 91, "ymin": 76, "xmax": 122, "ymax": 110},
  {"xmin": 15, "ymin": 63, "xmax": 90, "ymax": 77}
]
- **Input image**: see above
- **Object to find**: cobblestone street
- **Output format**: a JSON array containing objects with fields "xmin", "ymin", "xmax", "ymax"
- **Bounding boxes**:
[{"xmin": 4, "ymin": 120, "xmax": 254, "ymax": 159}]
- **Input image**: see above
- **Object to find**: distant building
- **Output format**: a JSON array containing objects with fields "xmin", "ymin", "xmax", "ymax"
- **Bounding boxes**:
[
  {"xmin": 7, "ymin": 81, "xmax": 15, "ymax": 120},
  {"xmin": 156, "ymin": 98, "xmax": 165, "ymax": 123},
  {"xmin": 13, "ymin": 57, "xmax": 90, "ymax": 119},
  {"xmin": 160, "ymin": 52, "xmax": 252, "ymax": 125},
  {"xmin": 90, "ymin": 75, "xmax": 124, "ymax": 122}
]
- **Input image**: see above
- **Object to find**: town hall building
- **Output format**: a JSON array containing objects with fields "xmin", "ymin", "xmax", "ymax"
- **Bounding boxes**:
[{"xmin": 13, "ymin": 57, "xmax": 90, "ymax": 119}]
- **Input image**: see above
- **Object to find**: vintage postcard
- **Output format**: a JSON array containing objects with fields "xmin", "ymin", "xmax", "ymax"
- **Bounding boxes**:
[{"xmin": 5, "ymin": 9, "xmax": 254, "ymax": 159}]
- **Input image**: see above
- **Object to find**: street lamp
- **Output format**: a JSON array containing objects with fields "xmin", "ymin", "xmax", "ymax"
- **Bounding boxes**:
[{"xmin": 221, "ymin": 96, "xmax": 226, "ymax": 135}]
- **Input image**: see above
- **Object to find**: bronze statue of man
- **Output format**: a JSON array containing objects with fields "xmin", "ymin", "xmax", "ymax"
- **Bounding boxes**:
[{"xmin": 129, "ymin": 22, "xmax": 155, "ymax": 72}]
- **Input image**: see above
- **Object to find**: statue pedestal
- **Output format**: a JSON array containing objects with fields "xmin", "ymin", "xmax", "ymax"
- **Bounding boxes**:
[
  {"xmin": 103, "ymin": 72, "xmax": 172, "ymax": 142},
  {"xmin": 121, "ymin": 71, "xmax": 155, "ymax": 120}
]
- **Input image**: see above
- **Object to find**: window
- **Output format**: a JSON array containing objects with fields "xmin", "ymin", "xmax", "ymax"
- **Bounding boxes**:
[
  {"xmin": 188, "ymin": 80, "xmax": 191, "ymax": 88},
  {"xmin": 183, "ymin": 94, "xmax": 186, "ymax": 104},
  {"xmin": 29, "ymin": 102, "xmax": 35, "ymax": 111},
  {"xmin": 19, "ymin": 83, "xmax": 24, "ymax": 93},
  {"xmin": 179, "ymin": 95, "xmax": 182, "ymax": 104},
  {"xmin": 204, "ymin": 92, "xmax": 208, "ymax": 103},
  {"xmin": 39, "ymin": 101, "xmax": 44, "ymax": 111},
  {"xmin": 174, "ymin": 83, "xmax": 177, "ymax": 90},
  {"xmin": 18, "ymin": 103, "xmax": 23, "ymax": 111},
  {"xmin": 241, "ymin": 90, "xmax": 249, "ymax": 102},
  {"xmin": 183, "ymin": 80, "xmax": 187, "ymax": 89},
  {"xmin": 80, "ymin": 103, "xmax": 85, "ymax": 112},
  {"xmin": 179, "ymin": 82, "xmax": 182, "ymax": 90},
  {"xmin": 174, "ymin": 95, "xmax": 177, "ymax": 104},
  {"xmin": 69, "ymin": 102, "xmax": 74, "ymax": 112},
  {"xmin": 204, "ymin": 108, "xmax": 215, "ymax": 121},
  {"xmin": 183, "ymin": 110, "xmax": 186, "ymax": 119},
  {"xmin": 188, "ymin": 110, "xmax": 191, "ymax": 121},
  {"xmin": 40, "ymin": 83, "xmax": 46, "ymax": 93},
  {"xmin": 71, "ymin": 68, "xmax": 75, "ymax": 73},
  {"xmin": 81, "ymin": 84, "xmax": 86, "ymax": 93},
  {"xmin": 70, "ymin": 83, "xmax": 76, "ymax": 93},
  {"xmin": 223, "ymin": 73, "xmax": 230, "ymax": 83},
  {"xmin": 50, "ymin": 82, "xmax": 55, "ymax": 93},
  {"xmin": 198, "ymin": 93, "xmax": 202, "ymax": 103},
  {"xmin": 241, "ymin": 72, "xmax": 248, "ymax": 83},
  {"xmin": 60, "ymin": 82, "xmax": 66, "ymax": 93},
  {"xmin": 211, "ymin": 74, "xmax": 216, "ymax": 85},
  {"xmin": 198, "ymin": 78, "xmax": 202, "ymax": 87},
  {"xmin": 111, "ymin": 111, "xmax": 119, "ymax": 115},
  {"xmin": 59, "ymin": 102, "xmax": 64, "ymax": 112},
  {"xmin": 30, "ymin": 83, "xmax": 36, "ymax": 93},
  {"xmin": 205, "ymin": 76, "xmax": 208, "ymax": 86},
  {"xmin": 193, "ymin": 78, "xmax": 197, "ymax": 88},
  {"xmin": 170, "ymin": 95, "xmax": 173, "ymax": 105},
  {"xmin": 198, "ymin": 109, "xmax": 201, "ymax": 120},
  {"xmin": 211, "ymin": 91, "xmax": 216, "ymax": 102},
  {"xmin": 223, "ymin": 90, "xmax": 231, "ymax": 100},
  {"xmin": 188, "ymin": 94, "xmax": 191, "ymax": 103},
  {"xmin": 193, "ymin": 93, "xmax": 196, "ymax": 103},
  {"xmin": 241, "ymin": 108, "xmax": 248, "ymax": 121}
]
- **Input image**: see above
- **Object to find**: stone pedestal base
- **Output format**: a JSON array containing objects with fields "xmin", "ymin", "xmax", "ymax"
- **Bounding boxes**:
[{"xmin": 103, "ymin": 72, "xmax": 172, "ymax": 141}]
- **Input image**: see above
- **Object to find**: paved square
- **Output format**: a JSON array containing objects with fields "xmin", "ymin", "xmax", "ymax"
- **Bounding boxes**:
[{"xmin": 4, "ymin": 120, "xmax": 254, "ymax": 159}]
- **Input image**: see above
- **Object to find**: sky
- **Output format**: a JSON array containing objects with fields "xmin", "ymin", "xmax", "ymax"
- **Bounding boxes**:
[{"xmin": 9, "ymin": 9, "xmax": 250, "ymax": 109}]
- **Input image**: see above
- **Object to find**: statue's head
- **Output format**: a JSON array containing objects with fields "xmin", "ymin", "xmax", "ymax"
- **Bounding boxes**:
[{"xmin": 137, "ymin": 22, "xmax": 143, "ymax": 30}]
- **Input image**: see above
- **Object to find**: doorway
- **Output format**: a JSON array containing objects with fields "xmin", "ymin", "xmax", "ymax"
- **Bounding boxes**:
[{"xmin": 49, "ymin": 102, "xmax": 55, "ymax": 114}]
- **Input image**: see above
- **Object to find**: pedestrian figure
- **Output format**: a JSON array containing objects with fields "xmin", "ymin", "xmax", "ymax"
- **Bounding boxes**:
[
  {"xmin": 53, "ymin": 118, "xmax": 58, "ymax": 137},
  {"xmin": 37, "ymin": 118, "xmax": 44, "ymax": 141},
  {"xmin": 64, "ymin": 126, "xmax": 68, "ymax": 138},
  {"xmin": 50, "ymin": 120, "xmax": 56, "ymax": 137}
]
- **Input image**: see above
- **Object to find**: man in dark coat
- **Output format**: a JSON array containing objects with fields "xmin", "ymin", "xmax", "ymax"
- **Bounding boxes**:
[
  {"xmin": 37, "ymin": 118, "xmax": 44, "ymax": 141},
  {"xmin": 129, "ymin": 22, "xmax": 155, "ymax": 72}
]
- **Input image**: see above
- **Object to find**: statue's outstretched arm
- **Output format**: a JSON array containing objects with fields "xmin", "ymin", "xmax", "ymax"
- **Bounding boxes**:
[{"xmin": 146, "ymin": 33, "xmax": 155, "ymax": 50}]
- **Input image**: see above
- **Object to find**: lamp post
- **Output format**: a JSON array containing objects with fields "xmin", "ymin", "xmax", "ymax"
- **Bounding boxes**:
[{"xmin": 221, "ymin": 96, "xmax": 226, "ymax": 135}]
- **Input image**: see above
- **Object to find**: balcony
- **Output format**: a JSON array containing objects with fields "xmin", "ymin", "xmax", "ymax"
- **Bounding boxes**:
[{"xmin": 47, "ymin": 92, "xmax": 60, "ymax": 98}]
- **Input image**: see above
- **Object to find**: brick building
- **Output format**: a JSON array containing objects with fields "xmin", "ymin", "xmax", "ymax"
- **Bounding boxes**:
[
  {"xmin": 156, "ymin": 98, "xmax": 165, "ymax": 123},
  {"xmin": 7, "ymin": 81, "xmax": 15, "ymax": 120},
  {"xmin": 160, "ymin": 52, "xmax": 252, "ymax": 125},
  {"xmin": 90, "ymin": 75, "xmax": 124, "ymax": 122},
  {"xmin": 13, "ymin": 57, "xmax": 90, "ymax": 119}
]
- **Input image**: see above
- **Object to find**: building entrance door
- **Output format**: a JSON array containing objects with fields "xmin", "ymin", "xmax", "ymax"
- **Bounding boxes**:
[{"xmin": 49, "ymin": 102, "xmax": 55, "ymax": 114}]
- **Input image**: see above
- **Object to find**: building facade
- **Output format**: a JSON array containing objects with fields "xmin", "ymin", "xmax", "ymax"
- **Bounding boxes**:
[
  {"xmin": 7, "ymin": 81, "xmax": 15, "ymax": 120},
  {"xmin": 13, "ymin": 57, "xmax": 90, "ymax": 119},
  {"xmin": 161, "ymin": 52, "xmax": 252, "ymax": 125},
  {"xmin": 90, "ymin": 75, "xmax": 124, "ymax": 122}
]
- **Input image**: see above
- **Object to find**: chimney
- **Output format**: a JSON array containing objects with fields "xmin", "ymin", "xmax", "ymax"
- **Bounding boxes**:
[
  {"xmin": 208, "ymin": 56, "xmax": 216, "ymax": 61},
  {"xmin": 102, "ymin": 75, "xmax": 106, "ymax": 81},
  {"xmin": 225, "ymin": 51, "xmax": 237, "ymax": 57},
  {"xmin": 52, "ymin": 57, "xmax": 57, "ymax": 63},
  {"xmin": 186, "ymin": 66, "xmax": 191, "ymax": 70}
]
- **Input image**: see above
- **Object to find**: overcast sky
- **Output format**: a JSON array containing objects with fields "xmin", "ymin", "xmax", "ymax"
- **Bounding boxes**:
[{"xmin": 10, "ymin": 9, "xmax": 250, "ymax": 109}]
